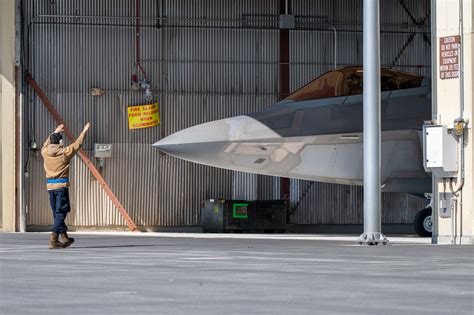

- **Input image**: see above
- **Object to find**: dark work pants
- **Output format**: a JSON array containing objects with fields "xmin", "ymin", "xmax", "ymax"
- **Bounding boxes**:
[{"xmin": 48, "ymin": 188, "xmax": 71, "ymax": 233}]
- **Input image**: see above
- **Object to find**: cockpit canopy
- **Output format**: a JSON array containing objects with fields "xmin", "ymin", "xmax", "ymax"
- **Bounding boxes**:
[{"xmin": 286, "ymin": 67, "xmax": 425, "ymax": 102}]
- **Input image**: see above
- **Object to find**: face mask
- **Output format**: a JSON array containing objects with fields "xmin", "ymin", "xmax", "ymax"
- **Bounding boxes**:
[{"xmin": 59, "ymin": 139, "xmax": 64, "ymax": 146}]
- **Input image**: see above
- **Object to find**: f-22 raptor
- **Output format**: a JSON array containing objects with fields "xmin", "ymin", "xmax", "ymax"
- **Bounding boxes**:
[{"xmin": 153, "ymin": 67, "xmax": 433, "ymax": 236}]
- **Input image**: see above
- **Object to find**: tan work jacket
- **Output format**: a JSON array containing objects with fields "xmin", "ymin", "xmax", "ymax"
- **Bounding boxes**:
[{"xmin": 41, "ymin": 131, "xmax": 86, "ymax": 190}]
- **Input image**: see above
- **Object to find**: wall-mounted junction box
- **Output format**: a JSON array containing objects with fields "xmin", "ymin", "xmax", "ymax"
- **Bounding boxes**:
[
  {"xmin": 94, "ymin": 143, "xmax": 112, "ymax": 158},
  {"xmin": 438, "ymin": 192, "xmax": 454, "ymax": 218},
  {"xmin": 423, "ymin": 125, "xmax": 458, "ymax": 178}
]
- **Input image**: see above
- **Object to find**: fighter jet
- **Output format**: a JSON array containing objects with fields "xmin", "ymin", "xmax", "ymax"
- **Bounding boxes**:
[{"xmin": 153, "ymin": 67, "xmax": 432, "ymax": 195}]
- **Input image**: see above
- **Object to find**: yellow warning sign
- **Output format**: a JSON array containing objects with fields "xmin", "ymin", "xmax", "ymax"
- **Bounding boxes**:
[{"xmin": 128, "ymin": 103, "xmax": 160, "ymax": 130}]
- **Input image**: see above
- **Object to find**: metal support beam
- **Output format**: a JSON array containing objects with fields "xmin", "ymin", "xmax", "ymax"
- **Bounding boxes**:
[
  {"xmin": 15, "ymin": 66, "xmax": 21, "ymax": 232},
  {"xmin": 16, "ymin": 0, "xmax": 26, "ymax": 233},
  {"xmin": 359, "ymin": 0, "xmax": 388, "ymax": 245},
  {"xmin": 25, "ymin": 71, "xmax": 138, "ymax": 232},
  {"xmin": 279, "ymin": 0, "xmax": 291, "ymax": 202}
]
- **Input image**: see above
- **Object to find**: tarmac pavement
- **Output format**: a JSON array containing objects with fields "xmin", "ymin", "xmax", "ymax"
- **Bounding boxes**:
[{"xmin": 0, "ymin": 232, "xmax": 473, "ymax": 315}]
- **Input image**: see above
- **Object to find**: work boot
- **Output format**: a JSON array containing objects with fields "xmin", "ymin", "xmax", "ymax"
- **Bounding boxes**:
[
  {"xmin": 49, "ymin": 232, "xmax": 65, "ymax": 249},
  {"xmin": 60, "ymin": 232, "xmax": 75, "ymax": 248}
]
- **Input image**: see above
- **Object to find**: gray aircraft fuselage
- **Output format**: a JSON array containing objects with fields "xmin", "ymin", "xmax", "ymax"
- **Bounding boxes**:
[{"xmin": 153, "ymin": 68, "xmax": 432, "ymax": 194}]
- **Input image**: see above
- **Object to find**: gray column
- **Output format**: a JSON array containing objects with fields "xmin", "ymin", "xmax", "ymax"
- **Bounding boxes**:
[{"xmin": 358, "ymin": 0, "xmax": 388, "ymax": 245}]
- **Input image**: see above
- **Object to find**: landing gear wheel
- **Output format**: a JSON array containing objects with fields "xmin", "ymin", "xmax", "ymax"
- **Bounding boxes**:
[{"xmin": 414, "ymin": 207, "xmax": 432, "ymax": 237}]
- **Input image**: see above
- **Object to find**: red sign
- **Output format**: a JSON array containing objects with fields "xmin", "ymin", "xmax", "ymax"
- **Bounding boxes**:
[{"xmin": 439, "ymin": 36, "xmax": 461, "ymax": 80}]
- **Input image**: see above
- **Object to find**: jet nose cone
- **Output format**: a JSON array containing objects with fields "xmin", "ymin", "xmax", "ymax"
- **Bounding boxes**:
[
  {"xmin": 152, "ymin": 118, "xmax": 231, "ymax": 156},
  {"xmin": 153, "ymin": 115, "xmax": 280, "ymax": 148},
  {"xmin": 152, "ymin": 140, "xmax": 210, "ymax": 160},
  {"xmin": 152, "ymin": 115, "xmax": 281, "ymax": 164},
  {"xmin": 151, "ymin": 140, "xmax": 178, "ymax": 154}
]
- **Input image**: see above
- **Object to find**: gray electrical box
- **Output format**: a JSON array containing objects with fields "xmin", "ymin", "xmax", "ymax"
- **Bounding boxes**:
[
  {"xmin": 94, "ymin": 143, "xmax": 112, "ymax": 158},
  {"xmin": 438, "ymin": 192, "xmax": 454, "ymax": 218},
  {"xmin": 423, "ymin": 125, "xmax": 458, "ymax": 177}
]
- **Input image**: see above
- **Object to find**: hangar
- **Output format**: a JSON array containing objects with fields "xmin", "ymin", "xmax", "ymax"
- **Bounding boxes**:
[{"xmin": 1, "ymin": 0, "xmax": 472, "ymax": 244}]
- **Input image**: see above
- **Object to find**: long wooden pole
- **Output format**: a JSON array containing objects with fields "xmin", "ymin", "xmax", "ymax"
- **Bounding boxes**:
[{"xmin": 25, "ymin": 71, "xmax": 138, "ymax": 232}]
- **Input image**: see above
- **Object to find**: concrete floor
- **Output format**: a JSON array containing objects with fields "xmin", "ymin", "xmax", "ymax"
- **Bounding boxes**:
[{"xmin": 0, "ymin": 233, "xmax": 473, "ymax": 315}]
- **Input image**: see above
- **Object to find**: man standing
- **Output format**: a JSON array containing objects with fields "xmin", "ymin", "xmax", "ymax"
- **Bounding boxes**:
[{"xmin": 42, "ymin": 123, "xmax": 91, "ymax": 249}]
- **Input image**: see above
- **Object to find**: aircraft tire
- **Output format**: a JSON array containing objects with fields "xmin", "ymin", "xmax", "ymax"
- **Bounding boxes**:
[{"xmin": 414, "ymin": 207, "xmax": 432, "ymax": 237}]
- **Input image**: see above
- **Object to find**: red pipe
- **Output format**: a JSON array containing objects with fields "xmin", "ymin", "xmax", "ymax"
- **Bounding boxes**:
[
  {"xmin": 279, "ymin": 0, "xmax": 290, "ymax": 202},
  {"xmin": 135, "ymin": 0, "xmax": 147, "ymax": 80}
]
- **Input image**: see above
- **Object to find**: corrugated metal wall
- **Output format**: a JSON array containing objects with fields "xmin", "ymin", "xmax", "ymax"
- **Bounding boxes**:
[
  {"xmin": 290, "ymin": 0, "xmax": 431, "ymax": 91},
  {"xmin": 290, "ymin": 180, "xmax": 428, "ymax": 225},
  {"xmin": 24, "ymin": 0, "xmax": 430, "ymax": 229}
]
